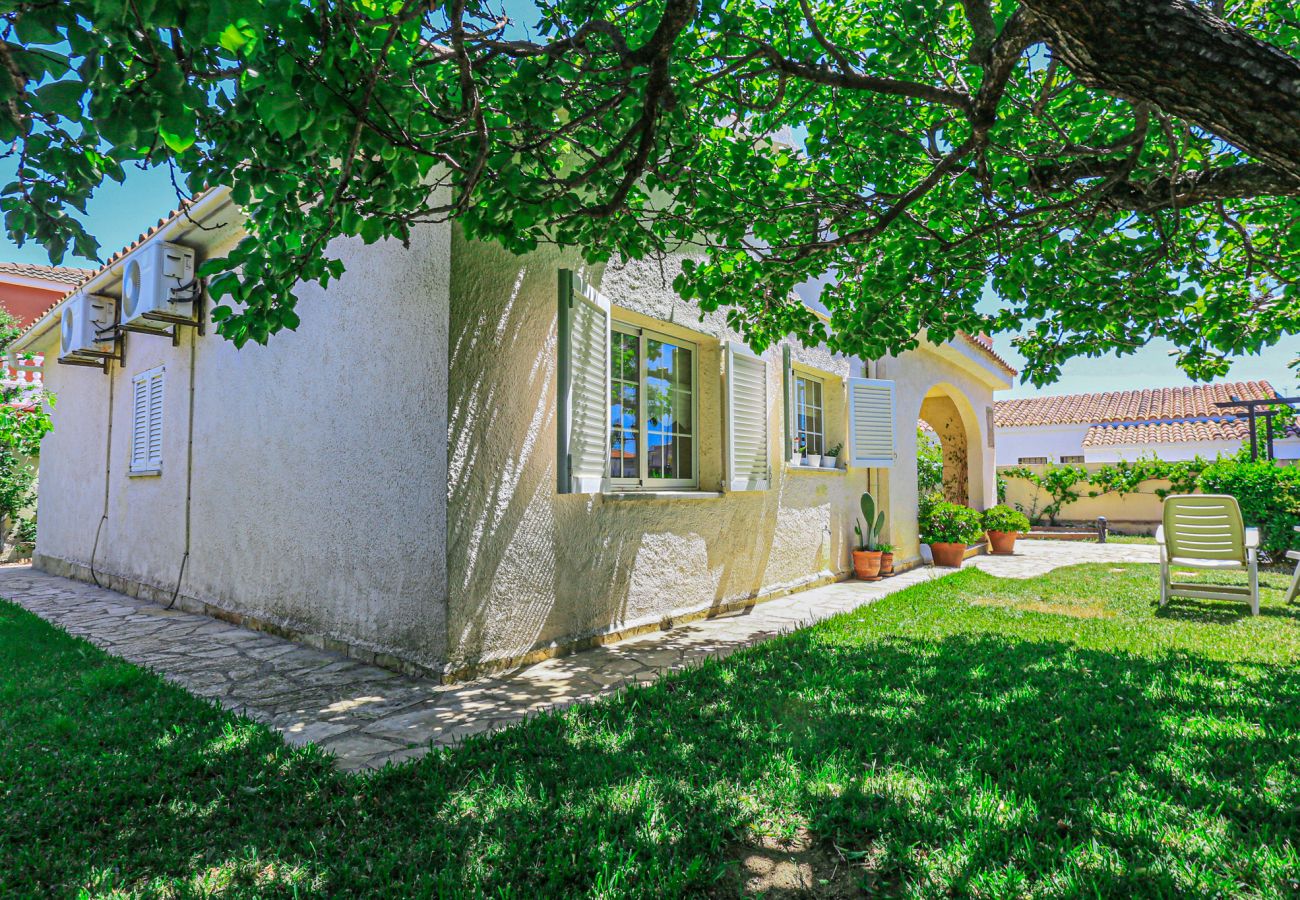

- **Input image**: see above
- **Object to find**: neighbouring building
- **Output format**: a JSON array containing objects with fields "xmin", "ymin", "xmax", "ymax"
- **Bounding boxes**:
[
  {"xmin": 0, "ymin": 262, "xmax": 92, "ymax": 329},
  {"xmin": 994, "ymin": 381, "xmax": 1300, "ymax": 466},
  {"xmin": 10, "ymin": 187, "xmax": 1013, "ymax": 680}
]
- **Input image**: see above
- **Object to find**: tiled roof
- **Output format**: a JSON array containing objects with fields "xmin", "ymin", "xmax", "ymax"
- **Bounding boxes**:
[
  {"xmin": 0, "ymin": 261, "xmax": 93, "ymax": 286},
  {"xmin": 1084, "ymin": 418, "xmax": 1256, "ymax": 447},
  {"xmin": 959, "ymin": 332, "xmax": 1016, "ymax": 376},
  {"xmin": 995, "ymin": 381, "xmax": 1280, "ymax": 428}
]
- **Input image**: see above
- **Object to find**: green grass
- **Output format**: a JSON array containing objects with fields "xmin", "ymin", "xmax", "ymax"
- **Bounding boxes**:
[
  {"xmin": 1103, "ymin": 534, "xmax": 1158, "ymax": 544},
  {"xmin": 4, "ymin": 565, "xmax": 1300, "ymax": 898}
]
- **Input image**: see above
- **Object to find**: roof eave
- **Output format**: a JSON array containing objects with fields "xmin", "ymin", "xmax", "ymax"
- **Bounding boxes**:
[{"xmin": 10, "ymin": 187, "xmax": 234, "ymax": 357}]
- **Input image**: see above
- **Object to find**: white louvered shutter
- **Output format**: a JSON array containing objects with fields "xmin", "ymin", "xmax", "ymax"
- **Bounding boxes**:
[
  {"xmin": 130, "ymin": 366, "xmax": 164, "ymax": 473},
  {"xmin": 130, "ymin": 375, "xmax": 149, "ymax": 472},
  {"xmin": 725, "ymin": 342, "xmax": 770, "ymax": 491},
  {"xmin": 146, "ymin": 369, "xmax": 164, "ymax": 470},
  {"xmin": 847, "ymin": 377, "xmax": 895, "ymax": 468},
  {"xmin": 557, "ymin": 270, "xmax": 610, "ymax": 494}
]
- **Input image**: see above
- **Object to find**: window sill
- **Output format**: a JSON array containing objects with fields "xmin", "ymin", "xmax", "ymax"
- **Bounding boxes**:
[
  {"xmin": 128, "ymin": 469, "xmax": 162, "ymax": 478},
  {"xmin": 785, "ymin": 464, "xmax": 846, "ymax": 475},
  {"xmin": 603, "ymin": 490, "xmax": 724, "ymax": 501}
]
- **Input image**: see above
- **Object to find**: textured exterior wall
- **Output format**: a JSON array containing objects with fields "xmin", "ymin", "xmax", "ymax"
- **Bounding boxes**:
[
  {"xmin": 31, "ymin": 220, "xmax": 452, "ymax": 670},
  {"xmin": 444, "ymin": 235, "xmax": 879, "ymax": 672},
  {"xmin": 999, "ymin": 463, "xmax": 1167, "ymax": 532}
]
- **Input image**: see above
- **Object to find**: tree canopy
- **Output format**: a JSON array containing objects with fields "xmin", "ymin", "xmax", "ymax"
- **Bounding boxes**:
[{"xmin": 1, "ymin": 0, "xmax": 1298, "ymax": 383}]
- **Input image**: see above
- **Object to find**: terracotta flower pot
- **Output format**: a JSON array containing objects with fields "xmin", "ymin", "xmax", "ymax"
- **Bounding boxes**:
[
  {"xmin": 852, "ymin": 549, "xmax": 883, "ymax": 581},
  {"xmin": 987, "ymin": 530, "xmax": 1018, "ymax": 555},
  {"xmin": 879, "ymin": 552, "xmax": 895, "ymax": 576},
  {"xmin": 929, "ymin": 541, "xmax": 967, "ymax": 568}
]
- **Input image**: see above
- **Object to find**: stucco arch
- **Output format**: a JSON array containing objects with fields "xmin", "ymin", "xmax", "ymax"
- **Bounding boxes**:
[{"xmin": 917, "ymin": 382, "xmax": 985, "ymax": 508}]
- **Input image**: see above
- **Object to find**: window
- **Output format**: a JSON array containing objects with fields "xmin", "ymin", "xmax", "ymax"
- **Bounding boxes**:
[
  {"xmin": 130, "ymin": 366, "xmax": 164, "ymax": 474},
  {"xmin": 1060, "ymin": 455, "xmax": 1085, "ymax": 464},
  {"xmin": 1017, "ymin": 456, "xmax": 1049, "ymax": 465},
  {"xmin": 794, "ymin": 374, "xmax": 825, "ymax": 456},
  {"xmin": 609, "ymin": 323, "xmax": 696, "ymax": 488}
]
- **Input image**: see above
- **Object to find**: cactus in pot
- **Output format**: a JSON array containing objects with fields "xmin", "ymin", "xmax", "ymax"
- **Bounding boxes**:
[{"xmin": 852, "ymin": 491, "xmax": 887, "ymax": 580}]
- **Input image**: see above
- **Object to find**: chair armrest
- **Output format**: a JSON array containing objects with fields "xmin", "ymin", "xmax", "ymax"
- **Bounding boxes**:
[
  {"xmin": 1246, "ymin": 527, "xmax": 1260, "ymax": 550},
  {"xmin": 1155, "ymin": 525, "xmax": 1165, "ymax": 546}
]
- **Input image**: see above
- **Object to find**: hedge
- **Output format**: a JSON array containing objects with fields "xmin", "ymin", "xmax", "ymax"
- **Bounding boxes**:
[{"xmin": 1196, "ymin": 459, "xmax": 1300, "ymax": 559}]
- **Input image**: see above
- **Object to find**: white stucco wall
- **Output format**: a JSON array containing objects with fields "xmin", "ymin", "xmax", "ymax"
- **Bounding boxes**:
[
  {"xmin": 443, "ymin": 235, "xmax": 1009, "ymax": 672},
  {"xmin": 995, "ymin": 423, "xmax": 1092, "ymax": 465},
  {"xmin": 443, "ymin": 237, "xmax": 880, "ymax": 671},
  {"xmin": 31, "ymin": 208, "xmax": 452, "ymax": 669}
]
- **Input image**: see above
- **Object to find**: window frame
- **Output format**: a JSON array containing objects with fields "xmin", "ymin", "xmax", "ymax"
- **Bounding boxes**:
[
  {"xmin": 1017, "ymin": 456, "xmax": 1049, "ymax": 465},
  {"xmin": 129, "ymin": 365, "xmax": 165, "ymax": 476},
  {"xmin": 609, "ymin": 320, "xmax": 699, "ymax": 490},
  {"xmin": 1060, "ymin": 455, "xmax": 1086, "ymax": 464},
  {"xmin": 793, "ymin": 371, "xmax": 826, "ymax": 457}
]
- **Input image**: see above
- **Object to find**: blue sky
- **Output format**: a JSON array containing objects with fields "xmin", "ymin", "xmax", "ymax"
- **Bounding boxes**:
[{"xmin": 2, "ymin": 163, "xmax": 1293, "ymax": 399}]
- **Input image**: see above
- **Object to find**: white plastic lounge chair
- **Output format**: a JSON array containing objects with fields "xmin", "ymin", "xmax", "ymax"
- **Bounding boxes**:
[
  {"xmin": 1284, "ymin": 526, "xmax": 1300, "ymax": 606},
  {"xmin": 1156, "ymin": 494, "xmax": 1259, "ymax": 616}
]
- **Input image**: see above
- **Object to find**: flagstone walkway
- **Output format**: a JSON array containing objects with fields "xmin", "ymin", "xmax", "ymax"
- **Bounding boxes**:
[{"xmin": 0, "ymin": 540, "xmax": 1157, "ymax": 771}]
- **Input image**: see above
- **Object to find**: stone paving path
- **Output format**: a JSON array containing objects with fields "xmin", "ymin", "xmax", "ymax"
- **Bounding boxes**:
[{"xmin": 0, "ymin": 540, "xmax": 1157, "ymax": 771}]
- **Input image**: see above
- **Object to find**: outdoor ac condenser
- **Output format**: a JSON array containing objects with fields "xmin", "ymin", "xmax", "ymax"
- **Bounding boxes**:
[
  {"xmin": 59, "ymin": 293, "xmax": 116, "ymax": 360},
  {"xmin": 120, "ymin": 241, "xmax": 196, "ymax": 330}
]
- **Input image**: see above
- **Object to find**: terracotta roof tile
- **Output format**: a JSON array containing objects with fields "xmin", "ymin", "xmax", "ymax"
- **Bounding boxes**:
[
  {"xmin": 958, "ymin": 331, "xmax": 1016, "ymax": 376},
  {"xmin": 0, "ymin": 261, "xmax": 94, "ymax": 286},
  {"xmin": 995, "ymin": 381, "xmax": 1280, "ymax": 428}
]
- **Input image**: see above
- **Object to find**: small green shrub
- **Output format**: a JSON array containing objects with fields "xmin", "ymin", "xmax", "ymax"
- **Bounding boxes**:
[
  {"xmin": 921, "ymin": 502, "xmax": 984, "ymax": 545},
  {"xmin": 1196, "ymin": 459, "xmax": 1300, "ymax": 559},
  {"xmin": 983, "ymin": 505, "xmax": 1030, "ymax": 534}
]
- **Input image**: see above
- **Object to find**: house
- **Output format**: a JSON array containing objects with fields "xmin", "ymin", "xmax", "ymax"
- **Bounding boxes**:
[
  {"xmin": 10, "ymin": 186, "xmax": 1013, "ymax": 681},
  {"xmin": 994, "ymin": 381, "xmax": 1300, "ymax": 465},
  {"xmin": 0, "ymin": 262, "xmax": 92, "ymax": 329}
]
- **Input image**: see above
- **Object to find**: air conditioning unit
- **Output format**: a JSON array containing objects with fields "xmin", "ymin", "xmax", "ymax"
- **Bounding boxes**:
[
  {"xmin": 59, "ymin": 293, "xmax": 117, "ymax": 360},
  {"xmin": 121, "ymin": 241, "xmax": 196, "ymax": 329}
]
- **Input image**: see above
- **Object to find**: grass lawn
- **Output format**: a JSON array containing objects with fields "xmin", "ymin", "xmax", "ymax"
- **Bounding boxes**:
[{"xmin": 5, "ymin": 564, "xmax": 1300, "ymax": 898}]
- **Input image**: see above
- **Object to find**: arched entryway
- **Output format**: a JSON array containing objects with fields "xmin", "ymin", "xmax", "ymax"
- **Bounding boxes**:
[{"xmin": 918, "ymin": 385, "xmax": 982, "ymax": 508}]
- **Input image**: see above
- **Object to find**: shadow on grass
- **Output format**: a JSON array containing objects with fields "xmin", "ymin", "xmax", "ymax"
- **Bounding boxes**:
[{"xmin": 4, "ymin": 599, "xmax": 1300, "ymax": 897}]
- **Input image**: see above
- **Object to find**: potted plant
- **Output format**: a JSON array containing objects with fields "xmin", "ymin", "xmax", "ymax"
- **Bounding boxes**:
[
  {"xmin": 805, "ymin": 444, "xmax": 823, "ymax": 468},
  {"xmin": 822, "ymin": 442, "xmax": 842, "ymax": 469},
  {"xmin": 920, "ymin": 501, "xmax": 983, "ymax": 568},
  {"xmin": 982, "ymin": 505, "xmax": 1030, "ymax": 555},
  {"xmin": 877, "ymin": 543, "xmax": 895, "ymax": 576},
  {"xmin": 852, "ymin": 491, "xmax": 886, "ymax": 580}
]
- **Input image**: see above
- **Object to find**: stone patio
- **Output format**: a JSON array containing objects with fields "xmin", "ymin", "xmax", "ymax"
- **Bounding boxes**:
[{"xmin": 0, "ymin": 540, "xmax": 1157, "ymax": 771}]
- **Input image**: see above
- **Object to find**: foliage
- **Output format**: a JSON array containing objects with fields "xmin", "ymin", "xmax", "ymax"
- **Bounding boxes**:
[
  {"xmin": 0, "ymin": 307, "xmax": 51, "ymax": 529},
  {"xmin": 0, "ymin": 446, "xmax": 35, "ymax": 526},
  {"xmin": 917, "ymin": 426, "xmax": 945, "ymax": 523},
  {"xmin": 1001, "ymin": 463, "xmax": 1088, "ymax": 526},
  {"xmin": 824, "ymin": 442, "xmax": 841, "ymax": 459},
  {"xmin": 3, "ymin": 1, "xmax": 1299, "ymax": 379},
  {"xmin": 1196, "ymin": 458, "xmax": 1300, "ymax": 560},
  {"xmin": 1085, "ymin": 456, "xmax": 1207, "ymax": 499},
  {"xmin": 854, "ymin": 490, "xmax": 886, "ymax": 551},
  {"xmin": 982, "ymin": 504, "xmax": 1030, "ymax": 534},
  {"xmin": 920, "ymin": 500, "xmax": 985, "ymax": 545},
  {"xmin": 12, "ymin": 515, "xmax": 35, "ymax": 543},
  {"xmin": 13, "ymin": 564, "xmax": 1300, "ymax": 896}
]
